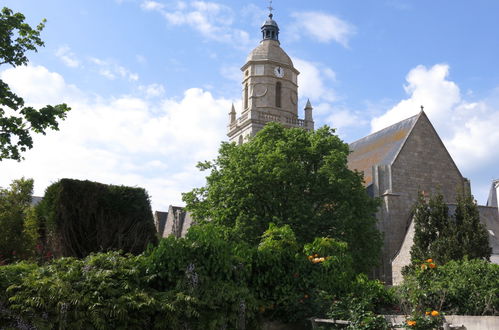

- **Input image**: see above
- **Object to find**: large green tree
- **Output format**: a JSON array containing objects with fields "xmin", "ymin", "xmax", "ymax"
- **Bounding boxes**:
[
  {"xmin": 0, "ymin": 178, "xmax": 38, "ymax": 263},
  {"xmin": 183, "ymin": 123, "xmax": 382, "ymax": 273},
  {"xmin": 410, "ymin": 191, "xmax": 491, "ymax": 265},
  {"xmin": 0, "ymin": 7, "xmax": 70, "ymax": 161}
]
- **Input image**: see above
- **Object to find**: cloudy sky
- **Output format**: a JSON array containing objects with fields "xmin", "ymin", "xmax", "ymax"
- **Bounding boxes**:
[{"xmin": 1, "ymin": 0, "xmax": 499, "ymax": 210}]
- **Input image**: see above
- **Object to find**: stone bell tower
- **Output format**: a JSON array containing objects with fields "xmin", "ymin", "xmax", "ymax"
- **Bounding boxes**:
[{"xmin": 227, "ymin": 10, "xmax": 314, "ymax": 144}]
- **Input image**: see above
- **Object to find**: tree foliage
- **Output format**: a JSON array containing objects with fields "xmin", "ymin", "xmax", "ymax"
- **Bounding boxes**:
[
  {"xmin": 0, "ymin": 7, "xmax": 70, "ymax": 161},
  {"xmin": 410, "ymin": 191, "xmax": 491, "ymax": 265},
  {"xmin": 0, "ymin": 178, "xmax": 38, "ymax": 263},
  {"xmin": 183, "ymin": 123, "xmax": 381, "ymax": 273}
]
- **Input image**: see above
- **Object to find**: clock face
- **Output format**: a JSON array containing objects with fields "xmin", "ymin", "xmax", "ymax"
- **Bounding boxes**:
[{"xmin": 274, "ymin": 66, "xmax": 284, "ymax": 78}]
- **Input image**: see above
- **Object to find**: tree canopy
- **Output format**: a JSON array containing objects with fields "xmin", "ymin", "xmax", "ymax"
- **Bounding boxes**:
[
  {"xmin": 183, "ymin": 123, "xmax": 382, "ymax": 273},
  {"xmin": 0, "ymin": 178, "xmax": 38, "ymax": 263},
  {"xmin": 410, "ymin": 191, "xmax": 491, "ymax": 265},
  {"xmin": 0, "ymin": 7, "xmax": 70, "ymax": 161}
]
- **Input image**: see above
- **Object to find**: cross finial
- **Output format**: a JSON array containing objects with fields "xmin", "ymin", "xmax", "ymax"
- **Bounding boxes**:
[
  {"xmin": 267, "ymin": 0, "xmax": 274, "ymax": 16},
  {"xmin": 420, "ymin": 105, "xmax": 424, "ymax": 112}
]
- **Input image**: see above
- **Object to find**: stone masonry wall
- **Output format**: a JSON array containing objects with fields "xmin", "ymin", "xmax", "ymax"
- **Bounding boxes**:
[{"xmin": 381, "ymin": 114, "xmax": 466, "ymax": 283}]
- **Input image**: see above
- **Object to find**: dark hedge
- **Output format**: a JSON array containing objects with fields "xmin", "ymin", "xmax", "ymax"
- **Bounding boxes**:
[{"xmin": 36, "ymin": 179, "xmax": 157, "ymax": 258}]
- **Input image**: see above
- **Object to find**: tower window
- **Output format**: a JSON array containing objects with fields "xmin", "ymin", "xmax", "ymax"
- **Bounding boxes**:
[
  {"xmin": 276, "ymin": 82, "xmax": 281, "ymax": 108},
  {"xmin": 244, "ymin": 83, "xmax": 248, "ymax": 109}
]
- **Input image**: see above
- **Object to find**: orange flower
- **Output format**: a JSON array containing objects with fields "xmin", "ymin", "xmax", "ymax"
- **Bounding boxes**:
[
  {"xmin": 308, "ymin": 256, "xmax": 313, "ymax": 260},
  {"xmin": 429, "ymin": 263, "xmax": 436, "ymax": 269},
  {"xmin": 425, "ymin": 311, "xmax": 431, "ymax": 316},
  {"xmin": 426, "ymin": 258, "xmax": 433, "ymax": 263},
  {"xmin": 431, "ymin": 310, "xmax": 439, "ymax": 317},
  {"xmin": 421, "ymin": 264, "xmax": 428, "ymax": 270},
  {"xmin": 407, "ymin": 320, "xmax": 417, "ymax": 326},
  {"xmin": 313, "ymin": 254, "xmax": 319, "ymax": 257}
]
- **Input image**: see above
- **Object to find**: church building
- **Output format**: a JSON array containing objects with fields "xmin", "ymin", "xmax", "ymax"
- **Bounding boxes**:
[{"xmin": 155, "ymin": 10, "xmax": 499, "ymax": 285}]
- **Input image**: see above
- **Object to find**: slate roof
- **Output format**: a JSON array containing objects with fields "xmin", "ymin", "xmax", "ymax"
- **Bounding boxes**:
[{"xmin": 348, "ymin": 113, "xmax": 420, "ymax": 186}]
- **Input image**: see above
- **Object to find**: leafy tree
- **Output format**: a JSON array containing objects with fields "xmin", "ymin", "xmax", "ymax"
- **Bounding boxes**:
[
  {"xmin": 0, "ymin": 178, "xmax": 38, "ymax": 263},
  {"xmin": 183, "ymin": 123, "xmax": 382, "ymax": 273},
  {"xmin": 452, "ymin": 193, "xmax": 491, "ymax": 261},
  {"xmin": 0, "ymin": 7, "xmax": 70, "ymax": 161},
  {"xmin": 410, "ymin": 191, "xmax": 491, "ymax": 265}
]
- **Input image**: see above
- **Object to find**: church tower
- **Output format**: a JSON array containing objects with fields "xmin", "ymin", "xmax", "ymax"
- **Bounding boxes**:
[{"xmin": 227, "ymin": 9, "xmax": 314, "ymax": 144}]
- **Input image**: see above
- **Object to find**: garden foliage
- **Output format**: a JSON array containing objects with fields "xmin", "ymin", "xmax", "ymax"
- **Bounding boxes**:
[
  {"xmin": 36, "ymin": 179, "xmax": 158, "ymax": 258},
  {"xmin": 0, "ymin": 223, "xmax": 394, "ymax": 328},
  {"xmin": 398, "ymin": 259, "xmax": 499, "ymax": 316}
]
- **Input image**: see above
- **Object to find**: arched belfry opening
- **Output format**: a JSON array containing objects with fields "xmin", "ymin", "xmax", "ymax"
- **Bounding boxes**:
[{"xmin": 275, "ymin": 82, "xmax": 281, "ymax": 108}]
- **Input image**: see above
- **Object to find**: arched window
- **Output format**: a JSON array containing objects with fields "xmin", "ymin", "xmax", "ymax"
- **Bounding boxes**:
[
  {"xmin": 244, "ymin": 83, "xmax": 248, "ymax": 109},
  {"xmin": 238, "ymin": 135, "xmax": 243, "ymax": 145},
  {"xmin": 275, "ymin": 82, "xmax": 281, "ymax": 108}
]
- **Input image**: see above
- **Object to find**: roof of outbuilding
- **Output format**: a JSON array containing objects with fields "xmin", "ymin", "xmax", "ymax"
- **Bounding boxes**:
[{"xmin": 348, "ymin": 113, "xmax": 420, "ymax": 186}]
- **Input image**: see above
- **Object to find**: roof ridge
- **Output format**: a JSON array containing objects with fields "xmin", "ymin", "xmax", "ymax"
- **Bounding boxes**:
[{"xmin": 349, "ymin": 112, "xmax": 420, "ymax": 145}]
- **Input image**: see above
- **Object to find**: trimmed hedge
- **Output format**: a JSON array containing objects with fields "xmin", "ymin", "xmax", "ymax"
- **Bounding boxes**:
[{"xmin": 36, "ymin": 179, "xmax": 157, "ymax": 258}]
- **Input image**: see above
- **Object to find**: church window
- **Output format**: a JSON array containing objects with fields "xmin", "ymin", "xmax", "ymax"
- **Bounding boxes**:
[
  {"xmin": 244, "ymin": 83, "xmax": 248, "ymax": 109},
  {"xmin": 275, "ymin": 82, "xmax": 281, "ymax": 108},
  {"xmin": 238, "ymin": 135, "xmax": 243, "ymax": 145}
]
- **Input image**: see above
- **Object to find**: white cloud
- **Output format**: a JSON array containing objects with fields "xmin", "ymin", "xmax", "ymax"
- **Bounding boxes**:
[
  {"xmin": 371, "ymin": 64, "xmax": 460, "ymax": 132},
  {"xmin": 140, "ymin": 0, "xmax": 254, "ymax": 48},
  {"xmin": 55, "ymin": 46, "xmax": 80, "ymax": 68},
  {"xmin": 370, "ymin": 64, "xmax": 499, "ymax": 202},
  {"xmin": 293, "ymin": 57, "xmax": 337, "ymax": 103},
  {"xmin": 0, "ymin": 65, "xmax": 230, "ymax": 211},
  {"xmin": 290, "ymin": 11, "xmax": 356, "ymax": 47},
  {"xmin": 89, "ymin": 57, "xmax": 139, "ymax": 81},
  {"xmin": 139, "ymin": 83, "xmax": 166, "ymax": 98},
  {"xmin": 141, "ymin": 0, "xmax": 164, "ymax": 11}
]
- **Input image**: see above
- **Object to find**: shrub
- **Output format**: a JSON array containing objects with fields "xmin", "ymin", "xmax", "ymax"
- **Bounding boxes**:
[
  {"xmin": 398, "ymin": 259, "xmax": 499, "ymax": 316},
  {"xmin": 143, "ymin": 223, "xmax": 259, "ymax": 329},
  {"xmin": 252, "ymin": 225, "xmax": 357, "ymax": 325},
  {"xmin": 327, "ymin": 274, "xmax": 396, "ymax": 330},
  {"xmin": 0, "ymin": 252, "xmax": 195, "ymax": 329},
  {"xmin": 36, "ymin": 179, "xmax": 157, "ymax": 258}
]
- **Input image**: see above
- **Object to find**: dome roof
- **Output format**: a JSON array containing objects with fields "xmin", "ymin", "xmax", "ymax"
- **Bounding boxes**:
[
  {"xmin": 262, "ymin": 15, "xmax": 278, "ymax": 28},
  {"xmin": 246, "ymin": 39, "xmax": 293, "ymax": 67}
]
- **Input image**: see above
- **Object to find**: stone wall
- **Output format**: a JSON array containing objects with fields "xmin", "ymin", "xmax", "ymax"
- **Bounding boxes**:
[{"xmin": 380, "ymin": 113, "xmax": 466, "ymax": 283}]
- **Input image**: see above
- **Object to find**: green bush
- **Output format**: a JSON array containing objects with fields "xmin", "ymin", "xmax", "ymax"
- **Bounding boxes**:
[
  {"xmin": 143, "ymin": 223, "xmax": 259, "ymax": 329},
  {"xmin": 251, "ymin": 224, "xmax": 357, "ymax": 325},
  {"xmin": 0, "ymin": 252, "xmax": 196, "ymax": 329},
  {"xmin": 36, "ymin": 179, "xmax": 157, "ymax": 258},
  {"xmin": 327, "ymin": 274, "xmax": 396, "ymax": 330},
  {"xmin": 398, "ymin": 259, "xmax": 499, "ymax": 316}
]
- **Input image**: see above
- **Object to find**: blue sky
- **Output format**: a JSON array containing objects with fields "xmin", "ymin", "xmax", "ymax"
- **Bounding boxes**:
[{"xmin": 1, "ymin": 0, "xmax": 499, "ymax": 210}]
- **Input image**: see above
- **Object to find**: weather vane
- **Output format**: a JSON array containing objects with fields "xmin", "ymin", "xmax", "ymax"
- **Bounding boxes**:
[{"xmin": 268, "ymin": 0, "xmax": 274, "ymax": 15}]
